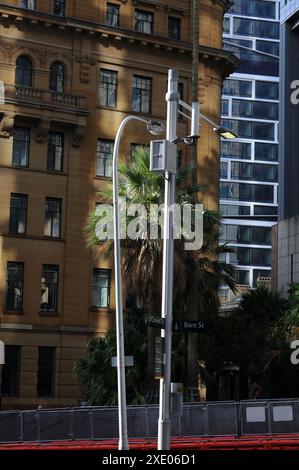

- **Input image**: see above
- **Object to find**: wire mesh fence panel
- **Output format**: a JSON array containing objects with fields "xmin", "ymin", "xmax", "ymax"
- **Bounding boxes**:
[
  {"xmin": 240, "ymin": 401, "xmax": 270, "ymax": 435},
  {"xmin": 39, "ymin": 410, "xmax": 72, "ymax": 442},
  {"xmin": 146, "ymin": 406, "xmax": 159, "ymax": 437},
  {"xmin": 0, "ymin": 412, "xmax": 22, "ymax": 443},
  {"xmin": 170, "ymin": 413, "xmax": 181, "ymax": 437},
  {"xmin": 73, "ymin": 408, "xmax": 92, "ymax": 440},
  {"xmin": 92, "ymin": 407, "xmax": 118, "ymax": 439},
  {"xmin": 22, "ymin": 411, "xmax": 38, "ymax": 442},
  {"xmin": 270, "ymin": 401, "xmax": 299, "ymax": 434},
  {"xmin": 127, "ymin": 407, "xmax": 149, "ymax": 438},
  {"xmin": 180, "ymin": 404, "xmax": 206, "ymax": 436},
  {"xmin": 206, "ymin": 403, "xmax": 238, "ymax": 436}
]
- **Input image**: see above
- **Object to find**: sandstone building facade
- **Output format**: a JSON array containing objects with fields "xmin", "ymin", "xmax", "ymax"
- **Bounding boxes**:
[{"xmin": 0, "ymin": 0, "xmax": 236, "ymax": 408}]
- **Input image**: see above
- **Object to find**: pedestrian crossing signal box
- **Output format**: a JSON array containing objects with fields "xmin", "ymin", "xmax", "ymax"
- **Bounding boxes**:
[{"xmin": 150, "ymin": 140, "xmax": 177, "ymax": 175}]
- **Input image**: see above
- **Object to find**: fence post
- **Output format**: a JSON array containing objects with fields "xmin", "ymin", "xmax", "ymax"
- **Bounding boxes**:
[
  {"xmin": 36, "ymin": 409, "xmax": 41, "ymax": 442},
  {"xmin": 19, "ymin": 411, "xmax": 23, "ymax": 442},
  {"xmin": 90, "ymin": 408, "xmax": 94, "ymax": 440},
  {"xmin": 70, "ymin": 408, "xmax": 74, "ymax": 440},
  {"xmin": 267, "ymin": 401, "xmax": 272, "ymax": 435},
  {"xmin": 204, "ymin": 404, "xmax": 209, "ymax": 437}
]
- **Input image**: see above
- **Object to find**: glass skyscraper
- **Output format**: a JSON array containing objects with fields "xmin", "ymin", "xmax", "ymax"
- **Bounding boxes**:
[{"xmin": 220, "ymin": 0, "xmax": 279, "ymax": 289}]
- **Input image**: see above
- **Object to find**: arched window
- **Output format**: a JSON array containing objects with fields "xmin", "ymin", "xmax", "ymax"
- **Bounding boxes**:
[
  {"xmin": 49, "ymin": 61, "xmax": 65, "ymax": 93},
  {"xmin": 15, "ymin": 55, "xmax": 33, "ymax": 87}
]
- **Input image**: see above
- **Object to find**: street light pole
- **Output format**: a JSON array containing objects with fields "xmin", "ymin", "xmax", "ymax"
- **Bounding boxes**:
[
  {"xmin": 113, "ymin": 115, "xmax": 164, "ymax": 451},
  {"xmin": 158, "ymin": 69, "xmax": 178, "ymax": 450}
]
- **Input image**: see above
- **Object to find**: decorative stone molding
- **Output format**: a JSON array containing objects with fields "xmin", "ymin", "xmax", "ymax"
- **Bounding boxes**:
[
  {"xmin": 36, "ymin": 119, "xmax": 50, "ymax": 143},
  {"xmin": 0, "ymin": 113, "xmax": 14, "ymax": 138},
  {"xmin": 72, "ymin": 125, "xmax": 85, "ymax": 147}
]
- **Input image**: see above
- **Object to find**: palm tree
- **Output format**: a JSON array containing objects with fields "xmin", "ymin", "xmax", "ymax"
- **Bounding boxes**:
[{"xmin": 85, "ymin": 146, "xmax": 236, "ymax": 384}]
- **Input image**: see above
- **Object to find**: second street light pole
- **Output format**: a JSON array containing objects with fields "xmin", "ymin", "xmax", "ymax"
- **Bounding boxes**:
[{"xmin": 158, "ymin": 69, "xmax": 178, "ymax": 450}]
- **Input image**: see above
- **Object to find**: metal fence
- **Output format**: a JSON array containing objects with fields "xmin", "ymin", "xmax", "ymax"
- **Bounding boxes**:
[{"xmin": 1, "ymin": 399, "xmax": 299, "ymax": 444}]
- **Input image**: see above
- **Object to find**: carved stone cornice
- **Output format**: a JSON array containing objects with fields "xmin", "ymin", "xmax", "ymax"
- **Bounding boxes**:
[
  {"xmin": 36, "ymin": 119, "xmax": 50, "ymax": 143},
  {"xmin": 0, "ymin": 113, "xmax": 14, "ymax": 138}
]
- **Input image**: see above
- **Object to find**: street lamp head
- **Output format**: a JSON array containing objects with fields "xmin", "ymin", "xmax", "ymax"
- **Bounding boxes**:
[
  {"xmin": 214, "ymin": 126, "xmax": 238, "ymax": 139},
  {"xmin": 147, "ymin": 120, "xmax": 165, "ymax": 136}
]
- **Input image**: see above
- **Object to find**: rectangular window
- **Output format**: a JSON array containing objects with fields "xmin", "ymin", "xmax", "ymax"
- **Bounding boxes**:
[
  {"xmin": 220, "ymin": 204, "xmax": 250, "ymax": 216},
  {"xmin": 41, "ymin": 265, "xmax": 59, "ymax": 313},
  {"xmin": 221, "ymin": 99, "xmax": 229, "ymax": 116},
  {"xmin": 6, "ymin": 262, "xmax": 24, "ymax": 312},
  {"xmin": 232, "ymin": 100, "xmax": 278, "ymax": 120},
  {"xmin": 233, "ymin": 18, "xmax": 279, "ymax": 39},
  {"xmin": 99, "ymin": 70, "xmax": 117, "ymax": 108},
  {"xmin": 234, "ymin": 247, "xmax": 271, "ymax": 267},
  {"xmin": 44, "ymin": 198, "xmax": 62, "ymax": 238},
  {"xmin": 37, "ymin": 347, "xmax": 56, "ymax": 397},
  {"xmin": 223, "ymin": 79, "xmax": 252, "ymax": 98},
  {"xmin": 53, "ymin": 0, "xmax": 65, "ymax": 16},
  {"xmin": 256, "ymin": 40, "xmax": 279, "ymax": 56},
  {"xmin": 132, "ymin": 75, "xmax": 152, "ymax": 114},
  {"xmin": 9, "ymin": 193, "xmax": 28, "ymax": 235},
  {"xmin": 96, "ymin": 139, "xmax": 113, "ymax": 177},
  {"xmin": 255, "ymin": 81, "xmax": 279, "ymax": 100},
  {"xmin": 220, "ymin": 161, "xmax": 228, "ymax": 179},
  {"xmin": 1, "ymin": 346, "xmax": 21, "ymax": 397},
  {"xmin": 255, "ymin": 142, "xmax": 278, "ymax": 161},
  {"xmin": 92, "ymin": 269, "xmax": 111, "ymax": 308},
  {"xmin": 12, "ymin": 127, "xmax": 30, "ymax": 167},
  {"xmin": 106, "ymin": 3, "xmax": 120, "ymax": 27},
  {"xmin": 220, "ymin": 224, "xmax": 271, "ymax": 245},
  {"xmin": 228, "ymin": 0, "xmax": 276, "ymax": 19},
  {"xmin": 21, "ymin": 0, "xmax": 36, "ymax": 9},
  {"xmin": 168, "ymin": 16, "xmax": 181, "ymax": 40},
  {"xmin": 254, "ymin": 205, "xmax": 277, "ymax": 216},
  {"xmin": 135, "ymin": 9, "xmax": 153, "ymax": 34},
  {"xmin": 221, "ymin": 119, "xmax": 275, "ymax": 141},
  {"xmin": 220, "ymin": 182, "xmax": 274, "ymax": 203},
  {"xmin": 231, "ymin": 162, "xmax": 278, "ymax": 182},
  {"xmin": 47, "ymin": 132, "xmax": 64, "ymax": 172},
  {"xmin": 223, "ymin": 17, "xmax": 230, "ymax": 34},
  {"xmin": 221, "ymin": 141, "xmax": 252, "ymax": 160}
]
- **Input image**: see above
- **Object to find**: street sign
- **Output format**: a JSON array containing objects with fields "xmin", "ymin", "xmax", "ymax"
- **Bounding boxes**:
[
  {"xmin": 154, "ymin": 336, "xmax": 164, "ymax": 380},
  {"xmin": 146, "ymin": 316, "xmax": 165, "ymax": 329},
  {"xmin": 173, "ymin": 320, "xmax": 206, "ymax": 332},
  {"xmin": 111, "ymin": 356, "xmax": 134, "ymax": 367},
  {"xmin": 0, "ymin": 341, "xmax": 4, "ymax": 365}
]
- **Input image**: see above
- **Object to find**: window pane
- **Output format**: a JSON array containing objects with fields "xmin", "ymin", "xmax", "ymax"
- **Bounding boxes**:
[
  {"xmin": 220, "ymin": 204, "xmax": 250, "ymax": 216},
  {"xmin": 41, "ymin": 265, "xmax": 59, "ymax": 312},
  {"xmin": 96, "ymin": 139, "xmax": 114, "ymax": 177},
  {"xmin": 228, "ymin": 0, "xmax": 276, "ymax": 19},
  {"xmin": 221, "ymin": 119, "xmax": 275, "ymax": 141},
  {"xmin": 37, "ymin": 347, "xmax": 55, "ymax": 397},
  {"xmin": 220, "ymin": 182, "xmax": 273, "ymax": 203},
  {"xmin": 255, "ymin": 143, "xmax": 278, "ymax": 161},
  {"xmin": 231, "ymin": 162, "xmax": 278, "ymax": 182},
  {"xmin": 12, "ymin": 127, "xmax": 30, "ymax": 167},
  {"xmin": 15, "ymin": 55, "xmax": 33, "ymax": 87},
  {"xmin": 47, "ymin": 132, "xmax": 64, "ymax": 171},
  {"xmin": 92, "ymin": 269, "xmax": 111, "ymax": 308},
  {"xmin": 135, "ymin": 10, "xmax": 153, "ymax": 34},
  {"xmin": 106, "ymin": 3, "xmax": 120, "ymax": 27},
  {"xmin": 49, "ymin": 61, "xmax": 65, "ymax": 93},
  {"xmin": 44, "ymin": 198, "xmax": 62, "ymax": 238},
  {"xmin": 99, "ymin": 70, "xmax": 117, "ymax": 107},
  {"xmin": 6, "ymin": 262, "xmax": 24, "ymax": 311},
  {"xmin": 9, "ymin": 193, "xmax": 27, "ymax": 235},
  {"xmin": 21, "ymin": 0, "xmax": 36, "ymax": 9},
  {"xmin": 1, "ymin": 346, "xmax": 21, "ymax": 396},
  {"xmin": 232, "ymin": 100, "xmax": 278, "ymax": 120},
  {"xmin": 168, "ymin": 16, "xmax": 181, "ymax": 40},
  {"xmin": 233, "ymin": 18, "xmax": 279, "ymax": 39},
  {"xmin": 223, "ymin": 79, "xmax": 252, "ymax": 97},
  {"xmin": 132, "ymin": 75, "xmax": 151, "ymax": 113},
  {"xmin": 221, "ymin": 141, "xmax": 251, "ymax": 159},
  {"xmin": 255, "ymin": 81, "xmax": 279, "ymax": 100},
  {"xmin": 54, "ymin": 0, "xmax": 65, "ymax": 16}
]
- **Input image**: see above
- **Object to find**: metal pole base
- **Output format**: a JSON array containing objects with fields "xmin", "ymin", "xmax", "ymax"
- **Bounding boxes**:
[
  {"xmin": 158, "ymin": 419, "xmax": 171, "ymax": 450},
  {"xmin": 118, "ymin": 438, "xmax": 129, "ymax": 451}
]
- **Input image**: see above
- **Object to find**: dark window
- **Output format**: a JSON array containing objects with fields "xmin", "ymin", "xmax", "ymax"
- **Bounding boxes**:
[
  {"xmin": 233, "ymin": 248, "xmax": 271, "ymax": 267},
  {"xmin": 21, "ymin": 0, "xmax": 36, "ymax": 9},
  {"xmin": 96, "ymin": 139, "xmax": 113, "ymax": 177},
  {"xmin": 220, "ymin": 204, "xmax": 250, "ymax": 216},
  {"xmin": 135, "ymin": 10, "xmax": 153, "ymax": 34},
  {"xmin": 1, "ymin": 346, "xmax": 21, "ymax": 397},
  {"xmin": 236, "ymin": 270, "xmax": 250, "ymax": 285},
  {"xmin": 220, "ymin": 182, "xmax": 274, "ymax": 203},
  {"xmin": 223, "ymin": 79, "xmax": 252, "ymax": 97},
  {"xmin": 223, "ymin": 17, "xmax": 230, "ymax": 34},
  {"xmin": 255, "ymin": 81, "xmax": 279, "ymax": 100},
  {"xmin": 49, "ymin": 61, "xmax": 65, "ymax": 93},
  {"xmin": 231, "ymin": 162, "xmax": 278, "ymax": 182},
  {"xmin": 12, "ymin": 127, "xmax": 30, "ymax": 167},
  {"xmin": 228, "ymin": 0, "xmax": 276, "ymax": 19},
  {"xmin": 253, "ymin": 269, "xmax": 271, "ymax": 286},
  {"xmin": 221, "ymin": 99, "xmax": 229, "ymax": 116},
  {"xmin": 233, "ymin": 18, "xmax": 279, "ymax": 39},
  {"xmin": 168, "ymin": 16, "xmax": 181, "ymax": 40},
  {"xmin": 220, "ymin": 161, "xmax": 228, "ymax": 178},
  {"xmin": 232, "ymin": 100, "xmax": 278, "ymax": 120},
  {"xmin": 256, "ymin": 40, "xmax": 279, "ymax": 56},
  {"xmin": 44, "ymin": 198, "xmax": 62, "ymax": 238},
  {"xmin": 99, "ymin": 70, "xmax": 117, "ymax": 107},
  {"xmin": 37, "ymin": 347, "xmax": 56, "ymax": 397},
  {"xmin": 220, "ymin": 224, "xmax": 271, "ymax": 245},
  {"xmin": 92, "ymin": 269, "xmax": 111, "ymax": 308},
  {"xmin": 255, "ymin": 142, "xmax": 278, "ymax": 161},
  {"xmin": 221, "ymin": 141, "xmax": 251, "ymax": 159},
  {"xmin": 6, "ymin": 262, "xmax": 24, "ymax": 312},
  {"xmin": 106, "ymin": 3, "xmax": 120, "ymax": 27},
  {"xmin": 15, "ymin": 55, "xmax": 33, "ymax": 87},
  {"xmin": 132, "ymin": 75, "xmax": 152, "ymax": 113},
  {"xmin": 221, "ymin": 119, "xmax": 275, "ymax": 141},
  {"xmin": 47, "ymin": 132, "xmax": 64, "ymax": 171},
  {"xmin": 53, "ymin": 0, "xmax": 65, "ymax": 16},
  {"xmin": 41, "ymin": 265, "xmax": 59, "ymax": 313},
  {"xmin": 254, "ymin": 205, "xmax": 277, "ymax": 216},
  {"xmin": 9, "ymin": 193, "xmax": 28, "ymax": 235}
]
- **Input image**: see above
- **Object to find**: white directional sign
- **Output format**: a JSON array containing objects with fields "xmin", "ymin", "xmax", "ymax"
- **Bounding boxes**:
[
  {"xmin": 0, "ymin": 341, "xmax": 4, "ymax": 365},
  {"xmin": 111, "ymin": 356, "xmax": 134, "ymax": 368}
]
